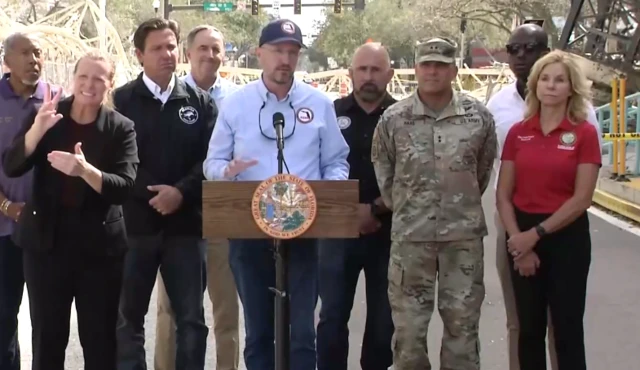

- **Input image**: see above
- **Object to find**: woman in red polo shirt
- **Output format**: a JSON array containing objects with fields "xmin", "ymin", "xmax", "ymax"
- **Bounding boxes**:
[{"xmin": 496, "ymin": 49, "xmax": 600, "ymax": 370}]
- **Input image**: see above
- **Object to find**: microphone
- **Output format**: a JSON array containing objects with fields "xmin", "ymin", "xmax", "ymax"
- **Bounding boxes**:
[{"xmin": 273, "ymin": 112, "xmax": 285, "ymax": 150}]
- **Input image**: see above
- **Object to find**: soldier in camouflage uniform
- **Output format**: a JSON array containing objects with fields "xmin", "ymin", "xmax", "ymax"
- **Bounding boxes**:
[{"xmin": 371, "ymin": 37, "xmax": 497, "ymax": 370}]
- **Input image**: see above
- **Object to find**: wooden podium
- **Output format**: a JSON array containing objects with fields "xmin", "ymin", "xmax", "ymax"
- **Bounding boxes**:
[
  {"xmin": 202, "ymin": 179, "xmax": 360, "ymax": 239},
  {"xmin": 202, "ymin": 177, "xmax": 359, "ymax": 370}
]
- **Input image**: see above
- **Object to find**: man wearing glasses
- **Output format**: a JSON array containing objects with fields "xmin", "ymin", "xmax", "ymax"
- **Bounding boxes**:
[
  {"xmin": 487, "ymin": 23, "xmax": 601, "ymax": 370},
  {"xmin": 203, "ymin": 19, "xmax": 349, "ymax": 370}
]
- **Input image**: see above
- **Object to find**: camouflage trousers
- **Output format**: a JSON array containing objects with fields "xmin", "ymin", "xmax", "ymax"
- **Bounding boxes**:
[{"xmin": 387, "ymin": 239, "xmax": 485, "ymax": 370}]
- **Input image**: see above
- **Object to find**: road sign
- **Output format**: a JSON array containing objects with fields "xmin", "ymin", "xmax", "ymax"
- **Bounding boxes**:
[{"xmin": 203, "ymin": 1, "xmax": 233, "ymax": 12}]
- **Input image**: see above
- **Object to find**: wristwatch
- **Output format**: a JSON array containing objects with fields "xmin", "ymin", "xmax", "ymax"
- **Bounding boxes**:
[{"xmin": 534, "ymin": 224, "xmax": 547, "ymax": 238}]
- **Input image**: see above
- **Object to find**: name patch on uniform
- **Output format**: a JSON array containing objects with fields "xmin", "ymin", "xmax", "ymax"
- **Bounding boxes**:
[
  {"xmin": 296, "ymin": 108, "xmax": 314, "ymax": 124},
  {"xmin": 179, "ymin": 106, "xmax": 199, "ymax": 124},
  {"xmin": 337, "ymin": 116, "xmax": 351, "ymax": 129}
]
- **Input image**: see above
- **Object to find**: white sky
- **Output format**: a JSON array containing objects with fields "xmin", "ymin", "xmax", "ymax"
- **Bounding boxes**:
[{"xmin": 259, "ymin": 0, "xmax": 328, "ymax": 45}]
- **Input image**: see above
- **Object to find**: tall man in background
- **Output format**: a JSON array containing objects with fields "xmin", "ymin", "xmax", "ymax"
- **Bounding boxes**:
[
  {"xmin": 316, "ymin": 42, "xmax": 395, "ymax": 370},
  {"xmin": 203, "ymin": 19, "xmax": 349, "ymax": 370},
  {"xmin": 0, "ymin": 32, "xmax": 61, "ymax": 370},
  {"xmin": 154, "ymin": 24, "xmax": 240, "ymax": 370}
]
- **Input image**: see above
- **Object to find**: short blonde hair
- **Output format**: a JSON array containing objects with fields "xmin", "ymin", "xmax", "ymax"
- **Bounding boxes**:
[
  {"xmin": 73, "ymin": 50, "xmax": 117, "ymax": 108},
  {"xmin": 524, "ymin": 50, "xmax": 592, "ymax": 124}
]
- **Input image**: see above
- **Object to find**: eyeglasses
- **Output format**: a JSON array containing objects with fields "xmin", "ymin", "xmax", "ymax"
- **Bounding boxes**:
[
  {"xmin": 505, "ymin": 42, "xmax": 545, "ymax": 55},
  {"xmin": 258, "ymin": 101, "xmax": 297, "ymax": 141}
]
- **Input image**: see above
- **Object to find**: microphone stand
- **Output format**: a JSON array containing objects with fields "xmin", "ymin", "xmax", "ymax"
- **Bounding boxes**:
[{"xmin": 272, "ymin": 130, "xmax": 290, "ymax": 370}]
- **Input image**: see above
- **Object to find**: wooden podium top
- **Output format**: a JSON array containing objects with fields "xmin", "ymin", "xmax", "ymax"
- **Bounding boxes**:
[{"xmin": 202, "ymin": 180, "xmax": 360, "ymax": 239}]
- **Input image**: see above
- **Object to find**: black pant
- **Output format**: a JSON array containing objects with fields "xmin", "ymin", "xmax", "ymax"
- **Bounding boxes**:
[
  {"xmin": 0, "ymin": 236, "xmax": 24, "ymax": 370},
  {"xmin": 316, "ymin": 230, "xmax": 394, "ymax": 370},
  {"xmin": 116, "ymin": 234, "xmax": 208, "ymax": 370},
  {"xmin": 508, "ymin": 209, "xmax": 591, "ymax": 370},
  {"xmin": 23, "ymin": 245, "xmax": 124, "ymax": 370}
]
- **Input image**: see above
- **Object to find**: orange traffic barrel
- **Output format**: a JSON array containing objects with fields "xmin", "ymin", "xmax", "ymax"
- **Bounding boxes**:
[{"xmin": 339, "ymin": 81, "xmax": 348, "ymax": 97}]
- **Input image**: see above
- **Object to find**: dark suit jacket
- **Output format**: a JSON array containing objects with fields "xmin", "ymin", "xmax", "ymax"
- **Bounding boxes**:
[{"xmin": 2, "ymin": 97, "xmax": 139, "ymax": 254}]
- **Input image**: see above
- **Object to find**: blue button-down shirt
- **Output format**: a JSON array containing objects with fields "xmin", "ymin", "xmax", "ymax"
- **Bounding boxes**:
[
  {"xmin": 203, "ymin": 77, "xmax": 350, "ymax": 181},
  {"xmin": 182, "ymin": 73, "xmax": 240, "ymax": 109}
]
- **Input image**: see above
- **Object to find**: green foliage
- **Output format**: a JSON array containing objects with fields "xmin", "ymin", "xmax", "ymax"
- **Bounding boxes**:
[
  {"xmin": 273, "ymin": 182, "xmax": 288, "ymax": 197},
  {"xmin": 314, "ymin": 10, "xmax": 371, "ymax": 67},
  {"xmin": 282, "ymin": 211, "xmax": 305, "ymax": 231},
  {"xmin": 314, "ymin": 0, "xmax": 568, "ymax": 64}
]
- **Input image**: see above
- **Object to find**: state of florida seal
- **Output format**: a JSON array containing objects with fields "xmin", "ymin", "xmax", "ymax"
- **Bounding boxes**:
[{"xmin": 251, "ymin": 174, "xmax": 318, "ymax": 239}]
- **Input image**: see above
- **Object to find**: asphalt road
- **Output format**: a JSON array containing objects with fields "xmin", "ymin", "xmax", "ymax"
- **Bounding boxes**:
[{"xmin": 17, "ymin": 189, "xmax": 640, "ymax": 369}]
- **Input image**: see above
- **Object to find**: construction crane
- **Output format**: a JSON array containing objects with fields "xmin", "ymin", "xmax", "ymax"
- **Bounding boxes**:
[{"xmin": 558, "ymin": 0, "xmax": 639, "ymax": 105}]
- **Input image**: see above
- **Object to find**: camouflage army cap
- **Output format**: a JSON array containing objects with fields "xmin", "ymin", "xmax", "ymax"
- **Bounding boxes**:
[{"xmin": 415, "ymin": 37, "xmax": 458, "ymax": 64}]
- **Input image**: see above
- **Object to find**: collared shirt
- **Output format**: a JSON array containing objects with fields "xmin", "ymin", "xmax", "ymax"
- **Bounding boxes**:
[
  {"xmin": 142, "ymin": 73, "xmax": 175, "ymax": 104},
  {"xmin": 182, "ymin": 73, "xmax": 240, "ymax": 109},
  {"xmin": 334, "ymin": 93, "xmax": 397, "ymax": 204},
  {"xmin": 0, "ymin": 74, "xmax": 55, "ymax": 236},
  {"xmin": 371, "ymin": 91, "xmax": 497, "ymax": 242},
  {"xmin": 203, "ymin": 77, "xmax": 350, "ymax": 181},
  {"xmin": 502, "ymin": 114, "xmax": 601, "ymax": 214},
  {"xmin": 487, "ymin": 82, "xmax": 602, "ymax": 189}
]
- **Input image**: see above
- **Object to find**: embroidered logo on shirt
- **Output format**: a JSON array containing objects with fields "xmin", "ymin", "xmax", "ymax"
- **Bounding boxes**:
[
  {"xmin": 296, "ymin": 108, "xmax": 314, "ymax": 124},
  {"xmin": 517, "ymin": 135, "xmax": 535, "ymax": 141},
  {"xmin": 179, "ymin": 106, "xmax": 199, "ymax": 124},
  {"xmin": 337, "ymin": 116, "xmax": 351, "ymax": 129},
  {"xmin": 560, "ymin": 131, "xmax": 577, "ymax": 146}
]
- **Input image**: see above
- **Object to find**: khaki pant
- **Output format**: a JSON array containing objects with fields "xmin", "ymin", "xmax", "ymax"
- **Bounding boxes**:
[
  {"xmin": 154, "ymin": 239, "xmax": 240, "ymax": 370},
  {"xmin": 495, "ymin": 212, "xmax": 558, "ymax": 370}
]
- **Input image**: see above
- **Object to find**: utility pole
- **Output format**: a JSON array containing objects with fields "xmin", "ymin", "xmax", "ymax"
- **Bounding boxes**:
[{"xmin": 99, "ymin": 0, "xmax": 106, "ymax": 51}]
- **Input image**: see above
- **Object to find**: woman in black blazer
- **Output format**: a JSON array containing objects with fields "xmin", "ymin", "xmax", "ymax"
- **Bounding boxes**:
[{"xmin": 2, "ymin": 51, "xmax": 139, "ymax": 370}]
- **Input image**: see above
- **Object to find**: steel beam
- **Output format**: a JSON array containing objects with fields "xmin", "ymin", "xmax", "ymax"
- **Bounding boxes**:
[
  {"xmin": 559, "ymin": 0, "xmax": 639, "ymax": 97},
  {"xmin": 558, "ymin": 0, "xmax": 584, "ymax": 49}
]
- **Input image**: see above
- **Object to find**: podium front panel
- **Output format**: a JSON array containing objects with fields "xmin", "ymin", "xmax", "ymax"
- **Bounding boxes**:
[{"xmin": 202, "ymin": 180, "xmax": 360, "ymax": 239}]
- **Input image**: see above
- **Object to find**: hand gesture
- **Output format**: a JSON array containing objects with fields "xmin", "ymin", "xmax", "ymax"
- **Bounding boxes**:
[
  {"xmin": 5, "ymin": 202, "xmax": 24, "ymax": 222},
  {"xmin": 48, "ymin": 142, "xmax": 88, "ymax": 177},
  {"xmin": 514, "ymin": 251, "xmax": 540, "ymax": 277},
  {"xmin": 148, "ymin": 185, "xmax": 183, "ymax": 215},
  {"xmin": 507, "ymin": 229, "xmax": 539, "ymax": 261},
  {"xmin": 358, "ymin": 204, "xmax": 381, "ymax": 235},
  {"xmin": 34, "ymin": 85, "xmax": 63, "ymax": 132},
  {"xmin": 224, "ymin": 158, "xmax": 258, "ymax": 179}
]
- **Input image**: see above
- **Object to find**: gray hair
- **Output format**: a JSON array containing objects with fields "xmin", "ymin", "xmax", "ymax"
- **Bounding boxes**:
[
  {"xmin": 186, "ymin": 25, "xmax": 224, "ymax": 49},
  {"xmin": 2, "ymin": 32, "xmax": 36, "ymax": 57}
]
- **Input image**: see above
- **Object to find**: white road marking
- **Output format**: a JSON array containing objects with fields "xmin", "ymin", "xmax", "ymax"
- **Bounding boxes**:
[{"xmin": 588, "ymin": 206, "xmax": 640, "ymax": 237}]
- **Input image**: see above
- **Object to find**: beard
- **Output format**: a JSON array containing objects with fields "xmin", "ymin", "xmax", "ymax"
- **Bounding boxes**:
[
  {"xmin": 355, "ymin": 83, "xmax": 384, "ymax": 102},
  {"xmin": 22, "ymin": 77, "xmax": 39, "ymax": 86},
  {"xmin": 270, "ymin": 68, "xmax": 294, "ymax": 85}
]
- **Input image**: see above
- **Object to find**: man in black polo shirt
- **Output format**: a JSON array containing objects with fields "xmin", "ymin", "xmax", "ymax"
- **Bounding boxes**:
[
  {"xmin": 316, "ymin": 42, "xmax": 396, "ymax": 370},
  {"xmin": 112, "ymin": 18, "xmax": 216, "ymax": 370}
]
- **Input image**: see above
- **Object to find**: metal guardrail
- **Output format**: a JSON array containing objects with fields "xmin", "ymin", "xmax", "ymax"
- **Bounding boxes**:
[{"xmin": 595, "ymin": 88, "xmax": 640, "ymax": 176}]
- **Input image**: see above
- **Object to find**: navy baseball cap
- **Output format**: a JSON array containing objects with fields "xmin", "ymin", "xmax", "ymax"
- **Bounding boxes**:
[{"xmin": 259, "ymin": 19, "xmax": 306, "ymax": 48}]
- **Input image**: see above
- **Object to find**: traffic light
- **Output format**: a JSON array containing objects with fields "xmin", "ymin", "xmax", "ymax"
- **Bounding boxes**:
[
  {"xmin": 251, "ymin": 0, "xmax": 259, "ymax": 15},
  {"xmin": 354, "ymin": 0, "xmax": 365, "ymax": 10},
  {"xmin": 294, "ymin": 0, "xmax": 301, "ymax": 14},
  {"xmin": 334, "ymin": 0, "xmax": 341, "ymax": 13}
]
